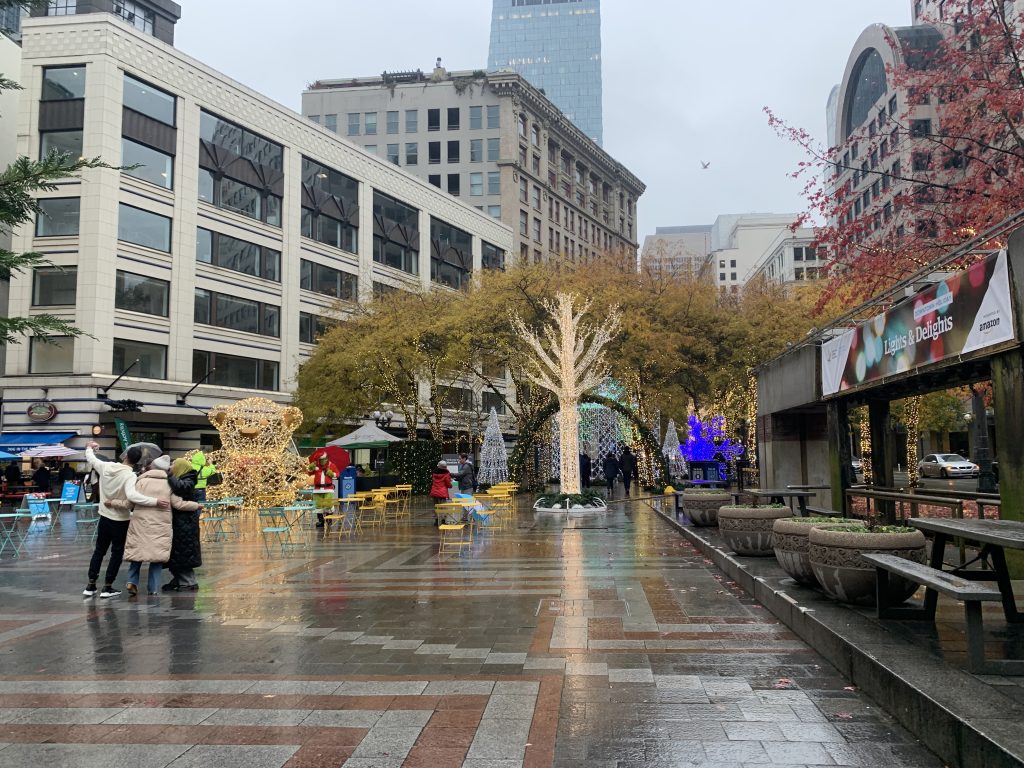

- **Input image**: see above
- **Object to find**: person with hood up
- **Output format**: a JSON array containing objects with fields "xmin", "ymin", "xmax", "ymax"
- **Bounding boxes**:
[
  {"xmin": 602, "ymin": 451, "xmax": 619, "ymax": 497},
  {"xmin": 619, "ymin": 445, "xmax": 638, "ymax": 498},
  {"xmin": 191, "ymin": 451, "xmax": 217, "ymax": 502},
  {"xmin": 163, "ymin": 458, "xmax": 203, "ymax": 592},
  {"xmin": 124, "ymin": 455, "xmax": 175, "ymax": 596},
  {"xmin": 429, "ymin": 461, "xmax": 453, "ymax": 525},
  {"xmin": 82, "ymin": 442, "xmax": 167, "ymax": 599}
]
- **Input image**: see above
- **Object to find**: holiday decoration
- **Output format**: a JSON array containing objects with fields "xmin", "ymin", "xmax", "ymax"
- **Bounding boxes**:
[
  {"xmin": 681, "ymin": 413, "xmax": 745, "ymax": 477},
  {"xmin": 203, "ymin": 397, "xmax": 308, "ymax": 507},
  {"xmin": 661, "ymin": 418, "xmax": 687, "ymax": 479},
  {"xmin": 511, "ymin": 293, "xmax": 620, "ymax": 495},
  {"xmin": 858, "ymin": 409, "xmax": 873, "ymax": 485},
  {"xmin": 906, "ymin": 396, "xmax": 921, "ymax": 488},
  {"xmin": 478, "ymin": 407, "xmax": 509, "ymax": 485}
]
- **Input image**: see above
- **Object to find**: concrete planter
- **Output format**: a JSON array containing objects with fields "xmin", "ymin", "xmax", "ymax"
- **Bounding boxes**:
[
  {"xmin": 680, "ymin": 491, "xmax": 731, "ymax": 527},
  {"xmin": 718, "ymin": 505, "xmax": 793, "ymax": 556},
  {"xmin": 772, "ymin": 517, "xmax": 861, "ymax": 586},
  {"xmin": 808, "ymin": 525, "xmax": 927, "ymax": 606}
]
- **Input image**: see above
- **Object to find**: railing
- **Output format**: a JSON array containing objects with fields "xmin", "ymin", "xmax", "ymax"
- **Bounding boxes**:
[{"xmin": 845, "ymin": 487, "xmax": 963, "ymax": 523}]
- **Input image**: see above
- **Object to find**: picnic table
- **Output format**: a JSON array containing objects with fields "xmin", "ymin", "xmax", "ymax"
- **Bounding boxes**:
[
  {"xmin": 741, "ymin": 489, "xmax": 816, "ymax": 517},
  {"xmin": 908, "ymin": 518, "xmax": 1024, "ymax": 624}
]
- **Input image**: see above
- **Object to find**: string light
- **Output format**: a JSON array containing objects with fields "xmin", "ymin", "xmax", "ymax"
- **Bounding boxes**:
[
  {"xmin": 859, "ymin": 408, "xmax": 873, "ymax": 485},
  {"xmin": 906, "ymin": 396, "xmax": 921, "ymax": 488}
]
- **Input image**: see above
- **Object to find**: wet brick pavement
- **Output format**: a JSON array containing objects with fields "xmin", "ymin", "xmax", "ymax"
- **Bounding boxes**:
[{"xmin": 0, "ymin": 499, "xmax": 944, "ymax": 767}]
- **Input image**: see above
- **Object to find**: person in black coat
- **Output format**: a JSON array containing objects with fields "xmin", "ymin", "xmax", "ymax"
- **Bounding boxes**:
[
  {"xmin": 619, "ymin": 446, "xmax": 637, "ymax": 497},
  {"xmin": 579, "ymin": 452, "xmax": 592, "ymax": 488},
  {"xmin": 4, "ymin": 461, "xmax": 22, "ymax": 486},
  {"xmin": 602, "ymin": 452, "xmax": 619, "ymax": 496},
  {"xmin": 32, "ymin": 460, "xmax": 52, "ymax": 493},
  {"xmin": 163, "ymin": 458, "xmax": 203, "ymax": 592}
]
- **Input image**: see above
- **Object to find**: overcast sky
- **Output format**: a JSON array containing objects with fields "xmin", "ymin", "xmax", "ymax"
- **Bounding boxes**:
[{"xmin": 175, "ymin": 1, "xmax": 910, "ymax": 241}]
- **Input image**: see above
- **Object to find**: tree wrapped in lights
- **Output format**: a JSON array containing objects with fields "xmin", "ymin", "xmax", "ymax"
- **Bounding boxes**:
[
  {"xmin": 681, "ymin": 414, "xmax": 744, "ymax": 477},
  {"xmin": 661, "ymin": 418, "xmax": 687, "ymax": 479},
  {"xmin": 511, "ymin": 292, "xmax": 620, "ymax": 495},
  {"xmin": 478, "ymin": 407, "xmax": 509, "ymax": 485}
]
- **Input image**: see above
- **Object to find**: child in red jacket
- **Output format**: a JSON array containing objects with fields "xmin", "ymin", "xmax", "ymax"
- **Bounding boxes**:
[{"xmin": 429, "ymin": 462, "xmax": 452, "ymax": 526}]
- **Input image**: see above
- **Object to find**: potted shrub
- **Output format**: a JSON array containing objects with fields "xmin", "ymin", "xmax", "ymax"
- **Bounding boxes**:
[
  {"xmin": 808, "ymin": 524, "xmax": 926, "ymax": 605},
  {"xmin": 717, "ymin": 504, "xmax": 793, "ymax": 556},
  {"xmin": 680, "ymin": 488, "xmax": 731, "ymax": 527},
  {"xmin": 773, "ymin": 516, "xmax": 861, "ymax": 586}
]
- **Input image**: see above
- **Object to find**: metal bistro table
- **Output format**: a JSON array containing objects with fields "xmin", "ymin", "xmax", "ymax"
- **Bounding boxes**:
[
  {"xmin": 909, "ymin": 518, "xmax": 1024, "ymax": 624},
  {"xmin": 745, "ymin": 489, "xmax": 816, "ymax": 517}
]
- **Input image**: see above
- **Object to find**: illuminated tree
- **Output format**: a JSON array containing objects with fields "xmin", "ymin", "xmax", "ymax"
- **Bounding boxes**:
[
  {"xmin": 661, "ymin": 418, "xmax": 687, "ymax": 479},
  {"xmin": 477, "ymin": 407, "xmax": 509, "ymax": 485}
]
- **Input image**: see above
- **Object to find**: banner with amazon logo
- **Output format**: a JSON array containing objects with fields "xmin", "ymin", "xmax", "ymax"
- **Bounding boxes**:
[{"xmin": 821, "ymin": 250, "xmax": 1016, "ymax": 397}]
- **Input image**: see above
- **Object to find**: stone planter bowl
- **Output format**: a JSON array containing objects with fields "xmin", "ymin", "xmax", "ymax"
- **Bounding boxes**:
[
  {"xmin": 681, "ymin": 491, "xmax": 731, "ymax": 527},
  {"xmin": 718, "ymin": 505, "xmax": 793, "ymax": 556},
  {"xmin": 772, "ymin": 517, "xmax": 861, "ymax": 586},
  {"xmin": 808, "ymin": 525, "xmax": 927, "ymax": 606}
]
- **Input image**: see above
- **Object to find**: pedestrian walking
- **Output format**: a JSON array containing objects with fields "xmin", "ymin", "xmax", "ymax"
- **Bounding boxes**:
[
  {"xmin": 190, "ymin": 451, "xmax": 217, "ymax": 503},
  {"xmin": 455, "ymin": 453, "xmax": 475, "ymax": 493},
  {"xmin": 620, "ymin": 445, "xmax": 637, "ymax": 498},
  {"xmin": 82, "ymin": 442, "xmax": 166, "ymax": 599},
  {"xmin": 163, "ymin": 458, "xmax": 203, "ymax": 592},
  {"xmin": 602, "ymin": 451, "xmax": 619, "ymax": 497},
  {"xmin": 32, "ymin": 459, "xmax": 52, "ymax": 493},
  {"xmin": 429, "ymin": 461, "xmax": 453, "ymax": 525},
  {"xmin": 124, "ymin": 455, "xmax": 175, "ymax": 597},
  {"xmin": 4, "ymin": 460, "xmax": 21, "ymax": 486},
  {"xmin": 579, "ymin": 452, "xmax": 592, "ymax": 488}
]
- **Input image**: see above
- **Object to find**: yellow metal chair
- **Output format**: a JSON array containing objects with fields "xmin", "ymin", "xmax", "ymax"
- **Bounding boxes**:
[
  {"xmin": 394, "ymin": 484, "xmax": 413, "ymax": 519},
  {"xmin": 380, "ymin": 488, "xmax": 404, "ymax": 524},
  {"xmin": 323, "ymin": 497, "xmax": 356, "ymax": 539},
  {"xmin": 435, "ymin": 502, "xmax": 472, "ymax": 555},
  {"xmin": 356, "ymin": 493, "xmax": 385, "ymax": 532}
]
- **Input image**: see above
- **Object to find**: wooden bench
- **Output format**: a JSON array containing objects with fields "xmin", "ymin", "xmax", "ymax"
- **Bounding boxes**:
[
  {"xmin": 861, "ymin": 553, "xmax": 1021, "ymax": 675},
  {"xmin": 804, "ymin": 505, "xmax": 843, "ymax": 518}
]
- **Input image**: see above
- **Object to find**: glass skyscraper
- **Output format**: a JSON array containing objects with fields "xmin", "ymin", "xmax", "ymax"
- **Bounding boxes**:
[{"xmin": 488, "ymin": 0, "xmax": 603, "ymax": 145}]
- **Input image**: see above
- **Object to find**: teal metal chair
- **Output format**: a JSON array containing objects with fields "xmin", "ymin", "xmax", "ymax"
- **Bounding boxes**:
[
  {"xmin": 72, "ymin": 503, "xmax": 100, "ymax": 543},
  {"xmin": 0, "ymin": 512, "xmax": 32, "ymax": 557}
]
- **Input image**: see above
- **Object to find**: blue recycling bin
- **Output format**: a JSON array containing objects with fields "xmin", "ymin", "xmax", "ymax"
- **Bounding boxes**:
[{"xmin": 340, "ymin": 465, "xmax": 357, "ymax": 498}]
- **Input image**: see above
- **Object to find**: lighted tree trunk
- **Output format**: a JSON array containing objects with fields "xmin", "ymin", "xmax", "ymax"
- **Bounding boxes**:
[{"xmin": 511, "ymin": 293, "xmax": 621, "ymax": 495}]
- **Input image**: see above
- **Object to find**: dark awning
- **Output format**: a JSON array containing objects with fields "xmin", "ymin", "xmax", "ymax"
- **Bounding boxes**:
[{"xmin": 0, "ymin": 431, "xmax": 77, "ymax": 451}]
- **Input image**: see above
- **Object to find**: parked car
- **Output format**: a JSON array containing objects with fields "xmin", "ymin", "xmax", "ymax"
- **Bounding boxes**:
[{"xmin": 918, "ymin": 453, "xmax": 979, "ymax": 479}]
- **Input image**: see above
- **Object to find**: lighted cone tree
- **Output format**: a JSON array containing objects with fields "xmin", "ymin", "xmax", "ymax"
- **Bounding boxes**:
[
  {"xmin": 511, "ymin": 292, "xmax": 621, "ymax": 495},
  {"xmin": 478, "ymin": 406, "xmax": 509, "ymax": 485},
  {"xmin": 661, "ymin": 418, "xmax": 687, "ymax": 480}
]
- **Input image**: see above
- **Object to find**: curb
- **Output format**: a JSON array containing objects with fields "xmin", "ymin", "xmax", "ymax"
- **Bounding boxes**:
[{"xmin": 651, "ymin": 500, "xmax": 1024, "ymax": 768}]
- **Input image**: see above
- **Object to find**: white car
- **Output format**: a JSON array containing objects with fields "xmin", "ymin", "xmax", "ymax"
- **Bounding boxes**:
[{"xmin": 918, "ymin": 453, "xmax": 979, "ymax": 479}]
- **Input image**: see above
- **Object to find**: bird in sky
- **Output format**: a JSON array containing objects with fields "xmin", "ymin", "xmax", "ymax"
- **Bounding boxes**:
[{"xmin": 700, "ymin": 161, "xmax": 711, "ymax": 169}]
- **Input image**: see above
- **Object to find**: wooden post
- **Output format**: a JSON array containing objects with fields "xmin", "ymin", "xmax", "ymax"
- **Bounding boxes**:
[
  {"xmin": 827, "ymin": 400, "xmax": 853, "ymax": 515},
  {"xmin": 992, "ymin": 348, "xmax": 1024, "ymax": 576},
  {"xmin": 868, "ymin": 399, "xmax": 896, "ymax": 524}
]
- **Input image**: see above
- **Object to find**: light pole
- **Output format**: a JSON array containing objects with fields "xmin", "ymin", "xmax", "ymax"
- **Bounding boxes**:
[
  {"xmin": 967, "ymin": 387, "xmax": 997, "ymax": 493},
  {"xmin": 371, "ymin": 409, "xmax": 394, "ymax": 429}
]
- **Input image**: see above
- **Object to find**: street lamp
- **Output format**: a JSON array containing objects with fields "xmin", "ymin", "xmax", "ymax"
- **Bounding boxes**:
[{"xmin": 371, "ymin": 409, "xmax": 394, "ymax": 429}]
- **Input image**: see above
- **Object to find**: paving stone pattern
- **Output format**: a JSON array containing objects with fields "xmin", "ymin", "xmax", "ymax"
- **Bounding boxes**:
[{"xmin": 0, "ymin": 500, "xmax": 944, "ymax": 767}]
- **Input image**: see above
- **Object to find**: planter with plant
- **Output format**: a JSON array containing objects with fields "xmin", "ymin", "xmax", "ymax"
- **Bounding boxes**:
[
  {"xmin": 717, "ymin": 504, "xmax": 793, "ymax": 556},
  {"xmin": 680, "ymin": 488, "xmax": 731, "ymax": 527},
  {"xmin": 772, "ymin": 516, "xmax": 862, "ymax": 586},
  {"xmin": 808, "ymin": 523, "xmax": 926, "ymax": 605},
  {"xmin": 533, "ymin": 488, "xmax": 607, "ymax": 511}
]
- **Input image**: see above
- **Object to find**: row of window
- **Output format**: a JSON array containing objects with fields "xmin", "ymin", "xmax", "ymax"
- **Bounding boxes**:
[{"xmin": 311, "ymin": 106, "xmax": 501, "ymax": 137}]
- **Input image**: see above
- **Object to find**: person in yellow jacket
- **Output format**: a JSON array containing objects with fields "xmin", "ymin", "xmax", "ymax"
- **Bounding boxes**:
[{"xmin": 191, "ymin": 451, "xmax": 217, "ymax": 502}]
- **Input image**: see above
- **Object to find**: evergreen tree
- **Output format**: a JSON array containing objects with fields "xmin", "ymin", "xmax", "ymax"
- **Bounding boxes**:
[
  {"xmin": 661, "ymin": 418, "xmax": 686, "ymax": 479},
  {"xmin": 477, "ymin": 407, "xmax": 509, "ymax": 485}
]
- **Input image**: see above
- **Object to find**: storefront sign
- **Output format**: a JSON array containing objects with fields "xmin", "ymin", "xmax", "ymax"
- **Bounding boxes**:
[
  {"xmin": 822, "ymin": 250, "xmax": 1017, "ymax": 396},
  {"xmin": 26, "ymin": 402, "xmax": 58, "ymax": 423}
]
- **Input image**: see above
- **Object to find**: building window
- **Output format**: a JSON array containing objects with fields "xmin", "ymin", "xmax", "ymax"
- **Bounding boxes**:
[
  {"xmin": 719, "ymin": 273, "xmax": 726, "ymax": 281},
  {"xmin": 386, "ymin": 110, "xmax": 399, "ymax": 134},
  {"xmin": 347, "ymin": 113, "xmax": 360, "ymax": 135},
  {"xmin": 322, "ymin": 114, "xmax": 337, "ymax": 133},
  {"xmin": 487, "ymin": 137, "xmax": 499, "ymax": 162},
  {"xmin": 730, "ymin": 272, "xmax": 737, "ymax": 281},
  {"xmin": 373, "ymin": 191, "xmax": 420, "ymax": 275},
  {"xmin": 364, "ymin": 112, "xmax": 377, "ymax": 135},
  {"xmin": 430, "ymin": 217, "xmax": 473, "ymax": 290},
  {"xmin": 300, "ymin": 259, "xmax": 358, "ymax": 301},
  {"xmin": 470, "ymin": 172, "xmax": 483, "ymax": 196},
  {"xmin": 532, "ymin": 218, "xmax": 541, "ymax": 243},
  {"xmin": 39, "ymin": 130, "xmax": 82, "ymax": 160},
  {"xmin": 32, "ymin": 267, "xmax": 76, "ymax": 306},
  {"xmin": 428, "ymin": 108, "xmax": 441, "ymax": 131},
  {"xmin": 428, "ymin": 141, "xmax": 441, "ymax": 164},
  {"xmin": 195, "ymin": 288, "xmax": 280, "ymax": 337},
  {"xmin": 469, "ymin": 105, "xmax": 482, "ymax": 129},
  {"xmin": 118, "ymin": 203, "xmax": 171, "ymax": 252},
  {"xmin": 113, "ymin": 338, "xmax": 165, "ymax": 379},
  {"xmin": 428, "ymin": 174, "xmax": 441, "ymax": 188},
  {"xmin": 470, "ymin": 138, "xmax": 483, "ymax": 162},
  {"xmin": 115, "ymin": 269, "xmax": 169, "ymax": 316},
  {"xmin": 46, "ymin": 0, "xmax": 76, "ymax": 16},
  {"xmin": 387, "ymin": 143, "xmax": 400, "ymax": 165},
  {"xmin": 193, "ymin": 350, "xmax": 279, "ymax": 392},
  {"xmin": 121, "ymin": 137, "xmax": 173, "ymax": 188},
  {"xmin": 519, "ymin": 210, "xmax": 528, "ymax": 236},
  {"xmin": 447, "ymin": 173, "xmax": 460, "ymax": 196},
  {"xmin": 300, "ymin": 157, "xmax": 359, "ymax": 254},
  {"xmin": 30, "ymin": 336, "xmax": 73, "ymax": 374},
  {"xmin": 487, "ymin": 205, "xmax": 500, "ymax": 218},
  {"xmin": 308, "ymin": 115, "xmax": 320, "ymax": 125},
  {"xmin": 299, "ymin": 312, "xmax": 335, "ymax": 345},
  {"xmin": 531, "ymin": 124, "xmax": 540, "ymax": 146},
  {"xmin": 910, "ymin": 119, "xmax": 931, "ymax": 138},
  {"xmin": 518, "ymin": 113, "xmax": 527, "ymax": 137},
  {"xmin": 41, "ymin": 65, "xmax": 85, "ymax": 101},
  {"xmin": 112, "ymin": 1, "xmax": 154, "ymax": 34},
  {"xmin": 405, "ymin": 142, "xmax": 418, "ymax": 165},
  {"xmin": 196, "ymin": 228, "xmax": 280, "ymax": 281},
  {"xmin": 482, "ymin": 241, "xmax": 505, "ymax": 271},
  {"xmin": 35, "ymin": 197, "xmax": 79, "ymax": 237},
  {"xmin": 532, "ymin": 154, "xmax": 540, "ymax": 175},
  {"xmin": 486, "ymin": 104, "xmax": 500, "ymax": 129},
  {"xmin": 531, "ymin": 185, "xmax": 541, "ymax": 210},
  {"xmin": 122, "ymin": 74, "xmax": 174, "ymax": 125},
  {"xmin": 447, "ymin": 140, "xmax": 460, "ymax": 163},
  {"xmin": 447, "ymin": 107, "xmax": 460, "ymax": 130},
  {"xmin": 405, "ymin": 109, "xmax": 418, "ymax": 133},
  {"xmin": 487, "ymin": 171, "xmax": 501, "ymax": 195}
]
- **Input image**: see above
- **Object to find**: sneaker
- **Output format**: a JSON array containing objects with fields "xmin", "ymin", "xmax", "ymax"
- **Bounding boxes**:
[
  {"xmin": 147, "ymin": 591, "xmax": 159, "ymax": 596},
  {"xmin": 83, "ymin": 583, "xmax": 98, "ymax": 597},
  {"xmin": 125, "ymin": 583, "xmax": 138, "ymax": 597},
  {"xmin": 99, "ymin": 586, "xmax": 121, "ymax": 599}
]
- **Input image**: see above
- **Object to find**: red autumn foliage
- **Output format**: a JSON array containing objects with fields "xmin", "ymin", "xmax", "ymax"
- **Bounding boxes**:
[{"xmin": 767, "ymin": 0, "xmax": 1024, "ymax": 313}]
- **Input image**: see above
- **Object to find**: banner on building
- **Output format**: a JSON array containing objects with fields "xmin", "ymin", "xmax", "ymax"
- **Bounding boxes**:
[
  {"xmin": 821, "ymin": 250, "xmax": 1016, "ymax": 397},
  {"xmin": 113, "ymin": 418, "xmax": 133, "ymax": 452}
]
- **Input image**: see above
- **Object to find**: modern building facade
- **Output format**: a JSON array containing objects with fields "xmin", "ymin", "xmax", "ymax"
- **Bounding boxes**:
[
  {"xmin": 302, "ymin": 65, "xmax": 642, "ymax": 268},
  {"xmin": 701, "ymin": 214, "xmax": 800, "ymax": 293},
  {"xmin": 0, "ymin": 13, "xmax": 511, "ymax": 456},
  {"xmin": 488, "ymin": 0, "xmax": 603, "ymax": 145},
  {"xmin": 1, "ymin": 0, "xmax": 183, "ymax": 44},
  {"xmin": 742, "ymin": 227, "xmax": 825, "ymax": 289},
  {"xmin": 639, "ymin": 225, "xmax": 712, "ymax": 279}
]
